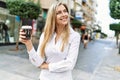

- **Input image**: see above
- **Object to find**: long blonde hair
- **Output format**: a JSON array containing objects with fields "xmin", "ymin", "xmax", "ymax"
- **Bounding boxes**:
[{"xmin": 40, "ymin": 2, "xmax": 71, "ymax": 57}]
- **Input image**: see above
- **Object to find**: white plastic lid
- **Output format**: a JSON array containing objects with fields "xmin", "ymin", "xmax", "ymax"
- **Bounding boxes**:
[{"xmin": 21, "ymin": 25, "xmax": 32, "ymax": 29}]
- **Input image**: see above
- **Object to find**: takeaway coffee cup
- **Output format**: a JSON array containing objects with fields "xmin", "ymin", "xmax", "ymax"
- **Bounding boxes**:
[{"xmin": 21, "ymin": 25, "xmax": 32, "ymax": 40}]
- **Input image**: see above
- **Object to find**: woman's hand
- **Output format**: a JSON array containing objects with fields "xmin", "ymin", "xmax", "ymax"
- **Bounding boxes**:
[
  {"xmin": 40, "ymin": 62, "xmax": 49, "ymax": 69},
  {"xmin": 19, "ymin": 29, "xmax": 33, "ymax": 51},
  {"xmin": 19, "ymin": 29, "xmax": 30, "ymax": 44}
]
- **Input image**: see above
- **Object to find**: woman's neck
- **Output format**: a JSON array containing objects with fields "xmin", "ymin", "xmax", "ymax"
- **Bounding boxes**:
[
  {"xmin": 55, "ymin": 26, "xmax": 64, "ymax": 43},
  {"xmin": 56, "ymin": 26, "xmax": 64, "ymax": 35}
]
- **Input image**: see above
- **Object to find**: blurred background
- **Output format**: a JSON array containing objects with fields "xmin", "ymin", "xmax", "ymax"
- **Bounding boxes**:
[{"xmin": 0, "ymin": 0, "xmax": 120, "ymax": 45}]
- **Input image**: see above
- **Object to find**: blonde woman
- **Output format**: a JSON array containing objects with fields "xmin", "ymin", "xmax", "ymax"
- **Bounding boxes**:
[{"xmin": 19, "ymin": 1, "xmax": 80, "ymax": 80}]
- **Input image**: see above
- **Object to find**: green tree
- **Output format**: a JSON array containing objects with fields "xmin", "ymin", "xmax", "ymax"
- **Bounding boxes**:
[
  {"xmin": 6, "ymin": 0, "xmax": 41, "ymax": 19},
  {"xmin": 109, "ymin": 0, "xmax": 120, "ymax": 51},
  {"xmin": 6, "ymin": 0, "xmax": 41, "ymax": 50},
  {"xmin": 109, "ymin": 0, "xmax": 120, "ymax": 19}
]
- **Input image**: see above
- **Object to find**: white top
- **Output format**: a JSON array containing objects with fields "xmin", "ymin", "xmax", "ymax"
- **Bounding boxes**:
[{"xmin": 28, "ymin": 28, "xmax": 80, "ymax": 80}]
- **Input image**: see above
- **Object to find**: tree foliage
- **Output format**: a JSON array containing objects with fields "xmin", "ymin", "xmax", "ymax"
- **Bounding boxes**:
[
  {"xmin": 6, "ymin": 0, "xmax": 41, "ymax": 19},
  {"xmin": 110, "ymin": 23, "xmax": 120, "ymax": 31},
  {"xmin": 109, "ymin": 0, "xmax": 120, "ymax": 19},
  {"xmin": 71, "ymin": 19, "xmax": 82, "ymax": 28},
  {"xmin": 6, "ymin": 0, "xmax": 24, "ymax": 16}
]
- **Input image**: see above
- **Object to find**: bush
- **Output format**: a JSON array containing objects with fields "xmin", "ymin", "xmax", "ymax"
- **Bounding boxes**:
[
  {"xmin": 71, "ymin": 19, "xmax": 82, "ymax": 28},
  {"xmin": 109, "ymin": 23, "xmax": 120, "ymax": 31}
]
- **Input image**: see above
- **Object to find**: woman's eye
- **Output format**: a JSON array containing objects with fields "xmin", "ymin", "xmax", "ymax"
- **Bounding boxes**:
[
  {"xmin": 56, "ymin": 11, "xmax": 62, "ymax": 15},
  {"xmin": 63, "ymin": 10, "xmax": 67, "ymax": 13},
  {"xmin": 56, "ymin": 10, "xmax": 68, "ymax": 15}
]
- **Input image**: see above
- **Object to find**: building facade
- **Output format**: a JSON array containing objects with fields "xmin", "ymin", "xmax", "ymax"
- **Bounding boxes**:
[
  {"xmin": 36, "ymin": 0, "xmax": 98, "ymax": 30},
  {"xmin": 0, "ymin": 0, "xmax": 98, "ymax": 44},
  {"xmin": 0, "ymin": 0, "xmax": 20, "ymax": 44}
]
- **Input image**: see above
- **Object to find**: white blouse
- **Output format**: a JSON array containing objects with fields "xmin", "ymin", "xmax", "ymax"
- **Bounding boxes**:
[{"xmin": 28, "ymin": 28, "xmax": 80, "ymax": 80}]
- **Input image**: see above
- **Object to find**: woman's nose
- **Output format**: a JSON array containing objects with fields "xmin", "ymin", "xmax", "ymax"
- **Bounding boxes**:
[{"xmin": 61, "ymin": 11, "xmax": 66, "ymax": 16}]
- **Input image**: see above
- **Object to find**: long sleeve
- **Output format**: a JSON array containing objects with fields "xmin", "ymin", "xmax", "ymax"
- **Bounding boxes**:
[
  {"xmin": 28, "ymin": 33, "xmax": 45, "ymax": 67},
  {"xmin": 48, "ymin": 32, "xmax": 80, "ymax": 72}
]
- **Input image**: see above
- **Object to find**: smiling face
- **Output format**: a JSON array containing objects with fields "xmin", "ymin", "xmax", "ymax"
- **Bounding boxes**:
[{"xmin": 55, "ymin": 4, "xmax": 69, "ymax": 27}]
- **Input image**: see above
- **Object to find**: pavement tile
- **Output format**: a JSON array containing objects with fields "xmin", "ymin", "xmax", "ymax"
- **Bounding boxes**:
[
  {"xmin": 91, "ymin": 44, "xmax": 120, "ymax": 80},
  {"xmin": 0, "ymin": 39, "xmax": 120, "ymax": 80}
]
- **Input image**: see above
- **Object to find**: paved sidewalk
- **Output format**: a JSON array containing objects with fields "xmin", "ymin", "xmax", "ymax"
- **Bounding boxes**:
[
  {"xmin": 0, "ymin": 38, "xmax": 120, "ymax": 80},
  {"xmin": 91, "ymin": 39, "xmax": 120, "ymax": 80},
  {"xmin": 0, "ymin": 45, "xmax": 40, "ymax": 80}
]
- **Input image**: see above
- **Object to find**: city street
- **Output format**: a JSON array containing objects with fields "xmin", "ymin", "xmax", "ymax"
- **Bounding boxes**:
[
  {"xmin": 1, "ymin": 0, "xmax": 120, "ymax": 80},
  {"xmin": 0, "ymin": 38, "xmax": 120, "ymax": 80},
  {"xmin": 74, "ymin": 38, "xmax": 120, "ymax": 80}
]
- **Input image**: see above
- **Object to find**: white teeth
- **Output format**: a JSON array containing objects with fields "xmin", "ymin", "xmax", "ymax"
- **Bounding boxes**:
[{"xmin": 61, "ymin": 18, "xmax": 66, "ymax": 20}]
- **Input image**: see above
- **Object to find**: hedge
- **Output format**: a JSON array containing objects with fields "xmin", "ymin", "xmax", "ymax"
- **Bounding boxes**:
[
  {"xmin": 109, "ymin": 23, "xmax": 120, "ymax": 31},
  {"xmin": 71, "ymin": 19, "xmax": 82, "ymax": 28}
]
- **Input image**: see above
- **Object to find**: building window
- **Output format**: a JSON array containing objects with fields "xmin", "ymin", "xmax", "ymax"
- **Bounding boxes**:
[{"xmin": 0, "ymin": 1, "xmax": 6, "ymax": 8}]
